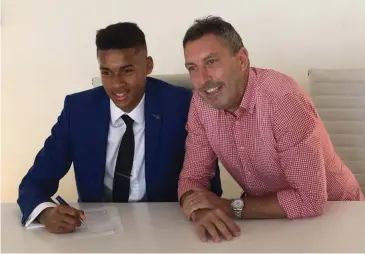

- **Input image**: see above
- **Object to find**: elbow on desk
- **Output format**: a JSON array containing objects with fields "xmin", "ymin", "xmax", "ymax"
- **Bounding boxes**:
[
  {"xmin": 279, "ymin": 189, "xmax": 328, "ymax": 219},
  {"xmin": 298, "ymin": 194, "xmax": 328, "ymax": 219},
  {"xmin": 308, "ymin": 198, "xmax": 327, "ymax": 218}
]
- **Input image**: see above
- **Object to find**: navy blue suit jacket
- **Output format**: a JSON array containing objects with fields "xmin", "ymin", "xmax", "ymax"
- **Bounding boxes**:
[{"xmin": 18, "ymin": 77, "xmax": 222, "ymax": 225}]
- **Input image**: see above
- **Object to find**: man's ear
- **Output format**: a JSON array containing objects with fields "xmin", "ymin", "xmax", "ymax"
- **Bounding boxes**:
[
  {"xmin": 146, "ymin": 56, "xmax": 154, "ymax": 75},
  {"xmin": 236, "ymin": 47, "xmax": 249, "ymax": 71}
]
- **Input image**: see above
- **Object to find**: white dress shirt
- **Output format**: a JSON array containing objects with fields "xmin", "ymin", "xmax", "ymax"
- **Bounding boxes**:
[
  {"xmin": 104, "ymin": 95, "xmax": 146, "ymax": 201},
  {"xmin": 25, "ymin": 95, "xmax": 146, "ymax": 228}
]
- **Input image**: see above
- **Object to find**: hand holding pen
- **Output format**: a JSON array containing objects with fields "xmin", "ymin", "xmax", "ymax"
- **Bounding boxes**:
[{"xmin": 38, "ymin": 195, "xmax": 87, "ymax": 234}]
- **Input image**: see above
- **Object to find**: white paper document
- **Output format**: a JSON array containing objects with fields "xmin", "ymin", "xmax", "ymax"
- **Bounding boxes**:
[{"xmin": 58, "ymin": 205, "xmax": 124, "ymax": 239}]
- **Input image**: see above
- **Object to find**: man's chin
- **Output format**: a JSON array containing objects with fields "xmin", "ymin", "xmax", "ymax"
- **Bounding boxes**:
[
  {"xmin": 207, "ymin": 103, "xmax": 226, "ymax": 111},
  {"xmin": 112, "ymin": 99, "xmax": 131, "ymax": 112},
  {"xmin": 203, "ymin": 98, "xmax": 226, "ymax": 110}
]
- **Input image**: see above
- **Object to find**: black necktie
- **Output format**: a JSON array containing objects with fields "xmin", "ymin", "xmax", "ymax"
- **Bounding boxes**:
[{"xmin": 112, "ymin": 114, "xmax": 134, "ymax": 202}]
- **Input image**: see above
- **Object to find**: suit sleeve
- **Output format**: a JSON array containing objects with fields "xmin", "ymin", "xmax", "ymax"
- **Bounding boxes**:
[{"xmin": 17, "ymin": 96, "xmax": 73, "ymax": 225}]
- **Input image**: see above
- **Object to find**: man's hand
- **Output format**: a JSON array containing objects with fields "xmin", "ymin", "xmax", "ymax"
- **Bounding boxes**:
[
  {"xmin": 192, "ymin": 208, "xmax": 240, "ymax": 242},
  {"xmin": 182, "ymin": 188, "xmax": 234, "ymax": 219},
  {"xmin": 182, "ymin": 191, "xmax": 214, "ymax": 219},
  {"xmin": 38, "ymin": 205, "xmax": 86, "ymax": 234}
]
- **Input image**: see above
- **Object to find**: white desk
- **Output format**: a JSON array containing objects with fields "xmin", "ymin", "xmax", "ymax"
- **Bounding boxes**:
[{"xmin": 2, "ymin": 201, "xmax": 365, "ymax": 253}]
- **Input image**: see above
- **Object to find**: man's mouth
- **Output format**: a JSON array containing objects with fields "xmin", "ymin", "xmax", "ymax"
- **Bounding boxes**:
[
  {"xmin": 113, "ymin": 92, "xmax": 128, "ymax": 101},
  {"xmin": 205, "ymin": 84, "xmax": 223, "ymax": 94}
]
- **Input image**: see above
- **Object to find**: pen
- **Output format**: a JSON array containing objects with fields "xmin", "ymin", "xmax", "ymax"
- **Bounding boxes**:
[{"xmin": 55, "ymin": 195, "xmax": 87, "ymax": 226}]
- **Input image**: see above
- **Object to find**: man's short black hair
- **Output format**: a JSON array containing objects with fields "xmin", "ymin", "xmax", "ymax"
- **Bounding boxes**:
[
  {"xmin": 96, "ymin": 22, "xmax": 147, "ymax": 52},
  {"xmin": 183, "ymin": 16, "xmax": 244, "ymax": 54}
]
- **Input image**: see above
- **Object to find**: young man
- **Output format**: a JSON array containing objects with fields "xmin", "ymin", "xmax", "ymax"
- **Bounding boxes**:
[
  {"xmin": 17, "ymin": 22, "xmax": 222, "ymax": 234},
  {"xmin": 178, "ymin": 16, "xmax": 364, "ymax": 242}
]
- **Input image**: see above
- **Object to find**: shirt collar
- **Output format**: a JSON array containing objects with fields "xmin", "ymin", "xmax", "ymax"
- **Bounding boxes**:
[
  {"xmin": 110, "ymin": 94, "xmax": 145, "ymax": 125},
  {"xmin": 234, "ymin": 67, "xmax": 257, "ymax": 115}
]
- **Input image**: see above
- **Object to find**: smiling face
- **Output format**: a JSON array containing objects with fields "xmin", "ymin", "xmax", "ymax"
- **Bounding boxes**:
[
  {"xmin": 97, "ymin": 48, "xmax": 153, "ymax": 112},
  {"xmin": 184, "ymin": 34, "xmax": 249, "ymax": 112}
]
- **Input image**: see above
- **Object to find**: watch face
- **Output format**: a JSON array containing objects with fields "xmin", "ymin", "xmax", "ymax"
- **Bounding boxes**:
[{"xmin": 232, "ymin": 199, "xmax": 244, "ymax": 209}]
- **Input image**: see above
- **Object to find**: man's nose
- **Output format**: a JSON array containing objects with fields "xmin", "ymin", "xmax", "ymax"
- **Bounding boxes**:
[
  {"xmin": 112, "ymin": 75, "xmax": 126, "ymax": 87},
  {"xmin": 194, "ymin": 68, "xmax": 211, "ymax": 91}
]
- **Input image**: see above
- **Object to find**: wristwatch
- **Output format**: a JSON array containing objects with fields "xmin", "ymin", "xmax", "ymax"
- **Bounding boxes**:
[{"xmin": 231, "ymin": 197, "xmax": 245, "ymax": 219}]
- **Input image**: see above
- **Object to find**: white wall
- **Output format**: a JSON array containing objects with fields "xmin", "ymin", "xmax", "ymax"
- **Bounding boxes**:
[{"xmin": 2, "ymin": 0, "xmax": 365, "ymax": 202}]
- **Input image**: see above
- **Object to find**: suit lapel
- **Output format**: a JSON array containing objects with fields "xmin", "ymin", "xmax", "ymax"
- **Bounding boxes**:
[
  {"xmin": 144, "ymin": 78, "xmax": 162, "ymax": 200},
  {"xmin": 86, "ymin": 89, "xmax": 110, "ymax": 200}
]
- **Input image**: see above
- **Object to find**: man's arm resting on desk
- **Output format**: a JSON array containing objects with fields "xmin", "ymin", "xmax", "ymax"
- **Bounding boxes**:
[
  {"xmin": 228, "ymin": 189, "xmax": 326, "ymax": 219},
  {"xmin": 177, "ymin": 94, "xmax": 218, "ymax": 216},
  {"xmin": 244, "ymin": 191, "xmax": 325, "ymax": 219},
  {"xmin": 234, "ymin": 190, "xmax": 324, "ymax": 220},
  {"xmin": 180, "ymin": 187, "xmax": 327, "ymax": 243},
  {"xmin": 182, "ymin": 187, "xmax": 327, "ymax": 220},
  {"xmin": 242, "ymin": 93, "xmax": 327, "ymax": 219},
  {"xmin": 181, "ymin": 189, "xmax": 287, "ymax": 220},
  {"xmin": 241, "ymin": 193, "xmax": 287, "ymax": 219},
  {"xmin": 272, "ymin": 92, "xmax": 328, "ymax": 219}
]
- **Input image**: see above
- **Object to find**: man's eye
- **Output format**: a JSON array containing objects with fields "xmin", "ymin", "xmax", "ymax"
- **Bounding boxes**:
[
  {"xmin": 124, "ymin": 69, "xmax": 133, "ymax": 73},
  {"xmin": 187, "ymin": 66, "xmax": 196, "ymax": 72},
  {"xmin": 101, "ymin": 70, "xmax": 111, "ymax": 76}
]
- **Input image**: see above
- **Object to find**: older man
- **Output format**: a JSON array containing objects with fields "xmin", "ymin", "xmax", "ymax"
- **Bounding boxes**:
[{"xmin": 178, "ymin": 16, "xmax": 364, "ymax": 243}]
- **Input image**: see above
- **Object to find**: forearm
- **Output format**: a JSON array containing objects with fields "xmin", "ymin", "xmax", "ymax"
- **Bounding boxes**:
[
  {"xmin": 215, "ymin": 194, "xmax": 287, "ymax": 220},
  {"xmin": 225, "ymin": 190, "xmax": 325, "ymax": 220},
  {"xmin": 236, "ymin": 190, "xmax": 326, "ymax": 220},
  {"xmin": 178, "ymin": 95, "xmax": 218, "ymax": 202},
  {"xmin": 187, "ymin": 188, "xmax": 326, "ymax": 220},
  {"xmin": 242, "ymin": 194, "xmax": 287, "ymax": 219}
]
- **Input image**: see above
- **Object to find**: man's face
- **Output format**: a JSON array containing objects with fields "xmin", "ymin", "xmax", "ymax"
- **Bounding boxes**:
[
  {"xmin": 184, "ymin": 34, "xmax": 248, "ymax": 112},
  {"xmin": 97, "ymin": 48, "xmax": 153, "ymax": 112}
]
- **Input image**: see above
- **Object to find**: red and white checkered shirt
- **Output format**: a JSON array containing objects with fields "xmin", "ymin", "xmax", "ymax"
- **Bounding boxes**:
[{"xmin": 178, "ymin": 67, "xmax": 364, "ymax": 219}]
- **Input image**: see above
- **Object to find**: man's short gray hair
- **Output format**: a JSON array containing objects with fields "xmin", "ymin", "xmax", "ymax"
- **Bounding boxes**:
[{"xmin": 183, "ymin": 16, "xmax": 244, "ymax": 54}]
